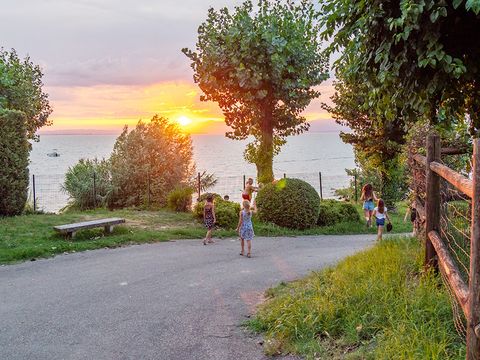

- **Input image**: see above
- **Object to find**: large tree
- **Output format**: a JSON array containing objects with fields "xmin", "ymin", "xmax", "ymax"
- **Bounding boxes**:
[
  {"xmin": 323, "ymin": 77, "xmax": 407, "ymax": 206},
  {"xmin": 183, "ymin": 0, "xmax": 327, "ymax": 183},
  {"xmin": 0, "ymin": 48, "xmax": 52, "ymax": 140},
  {"xmin": 0, "ymin": 48, "xmax": 51, "ymax": 215},
  {"xmin": 108, "ymin": 115, "xmax": 195, "ymax": 208},
  {"xmin": 320, "ymin": 0, "xmax": 480, "ymax": 135}
]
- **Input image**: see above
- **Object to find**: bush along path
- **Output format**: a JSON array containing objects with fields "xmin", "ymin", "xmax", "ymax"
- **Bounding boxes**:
[{"xmin": 248, "ymin": 237, "xmax": 466, "ymax": 359}]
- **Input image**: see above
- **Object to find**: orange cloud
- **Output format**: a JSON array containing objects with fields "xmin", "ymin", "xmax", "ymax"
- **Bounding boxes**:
[
  {"xmin": 44, "ymin": 81, "xmax": 224, "ymax": 132},
  {"xmin": 42, "ymin": 81, "xmax": 334, "ymax": 134}
]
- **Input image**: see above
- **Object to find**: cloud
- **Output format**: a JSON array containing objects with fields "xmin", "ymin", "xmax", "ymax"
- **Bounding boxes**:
[
  {"xmin": 0, "ymin": 0, "xmax": 245, "ymax": 87},
  {"xmin": 45, "ymin": 56, "xmax": 192, "ymax": 86},
  {"xmin": 2, "ymin": 0, "xmax": 337, "ymax": 132},
  {"xmin": 44, "ymin": 81, "xmax": 224, "ymax": 129}
]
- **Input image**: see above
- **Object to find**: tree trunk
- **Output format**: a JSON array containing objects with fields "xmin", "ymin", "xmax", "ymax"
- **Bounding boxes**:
[
  {"xmin": 256, "ymin": 133, "xmax": 274, "ymax": 184},
  {"xmin": 256, "ymin": 99, "xmax": 274, "ymax": 184}
]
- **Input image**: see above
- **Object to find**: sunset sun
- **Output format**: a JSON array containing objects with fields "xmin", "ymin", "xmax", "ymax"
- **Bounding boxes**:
[{"xmin": 177, "ymin": 116, "xmax": 192, "ymax": 127}]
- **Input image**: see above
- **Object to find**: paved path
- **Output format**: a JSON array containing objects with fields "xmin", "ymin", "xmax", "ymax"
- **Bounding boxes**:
[{"xmin": 0, "ymin": 235, "xmax": 374, "ymax": 360}]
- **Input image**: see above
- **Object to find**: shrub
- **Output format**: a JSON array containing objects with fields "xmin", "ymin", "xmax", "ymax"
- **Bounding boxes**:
[
  {"xmin": 256, "ymin": 178, "xmax": 320, "ymax": 230},
  {"xmin": 317, "ymin": 199, "xmax": 361, "ymax": 226},
  {"xmin": 0, "ymin": 110, "xmax": 29, "ymax": 216},
  {"xmin": 194, "ymin": 198, "xmax": 240, "ymax": 229},
  {"xmin": 62, "ymin": 158, "xmax": 112, "ymax": 210},
  {"xmin": 197, "ymin": 193, "xmax": 222, "ymax": 202},
  {"xmin": 108, "ymin": 115, "xmax": 194, "ymax": 208},
  {"xmin": 338, "ymin": 201, "xmax": 361, "ymax": 222},
  {"xmin": 215, "ymin": 200, "xmax": 241, "ymax": 229},
  {"xmin": 167, "ymin": 186, "xmax": 194, "ymax": 212}
]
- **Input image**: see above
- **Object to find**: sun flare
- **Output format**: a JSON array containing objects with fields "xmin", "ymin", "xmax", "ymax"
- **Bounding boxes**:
[{"xmin": 177, "ymin": 116, "xmax": 193, "ymax": 127}]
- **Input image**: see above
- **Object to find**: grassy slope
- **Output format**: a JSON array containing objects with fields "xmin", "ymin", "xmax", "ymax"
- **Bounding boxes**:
[
  {"xmin": 248, "ymin": 237, "xmax": 466, "ymax": 360},
  {"xmin": 0, "ymin": 202, "xmax": 412, "ymax": 264}
]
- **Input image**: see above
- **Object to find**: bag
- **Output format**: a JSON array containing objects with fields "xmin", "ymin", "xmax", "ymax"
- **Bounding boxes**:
[
  {"xmin": 386, "ymin": 223, "xmax": 393, "ymax": 232},
  {"xmin": 410, "ymin": 208, "xmax": 417, "ymax": 222}
]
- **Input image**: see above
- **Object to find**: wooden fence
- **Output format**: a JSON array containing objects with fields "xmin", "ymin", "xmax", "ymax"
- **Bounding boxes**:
[{"xmin": 413, "ymin": 134, "xmax": 480, "ymax": 359}]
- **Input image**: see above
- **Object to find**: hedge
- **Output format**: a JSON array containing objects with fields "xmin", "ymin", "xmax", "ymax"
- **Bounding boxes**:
[
  {"xmin": 0, "ymin": 109, "xmax": 29, "ymax": 216},
  {"xmin": 256, "ymin": 178, "xmax": 320, "ymax": 230}
]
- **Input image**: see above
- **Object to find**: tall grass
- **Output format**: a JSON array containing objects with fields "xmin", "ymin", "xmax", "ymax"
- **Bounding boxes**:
[{"xmin": 249, "ymin": 237, "xmax": 465, "ymax": 359}]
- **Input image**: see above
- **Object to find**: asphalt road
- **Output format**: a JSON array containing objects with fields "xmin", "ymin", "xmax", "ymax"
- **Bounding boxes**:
[{"xmin": 0, "ymin": 234, "xmax": 374, "ymax": 360}]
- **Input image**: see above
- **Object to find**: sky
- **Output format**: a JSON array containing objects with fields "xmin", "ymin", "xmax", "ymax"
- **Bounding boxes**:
[{"xmin": 0, "ymin": 0, "xmax": 338, "ymax": 134}]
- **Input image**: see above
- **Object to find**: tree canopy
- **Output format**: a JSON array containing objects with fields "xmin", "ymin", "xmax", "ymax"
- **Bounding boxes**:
[
  {"xmin": 320, "ymin": 0, "xmax": 480, "ymax": 134},
  {"xmin": 323, "ymin": 77, "xmax": 407, "ymax": 205},
  {"xmin": 183, "ymin": 0, "xmax": 327, "ymax": 183},
  {"xmin": 0, "ymin": 48, "xmax": 52, "ymax": 139},
  {"xmin": 108, "ymin": 115, "xmax": 195, "ymax": 208}
]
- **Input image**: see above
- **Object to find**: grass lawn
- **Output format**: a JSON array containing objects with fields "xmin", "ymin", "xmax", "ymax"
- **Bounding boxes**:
[
  {"xmin": 0, "ymin": 202, "xmax": 412, "ymax": 264},
  {"xmin": 248, "ymin": 237, "xmax": 466, "ymax": 359}
]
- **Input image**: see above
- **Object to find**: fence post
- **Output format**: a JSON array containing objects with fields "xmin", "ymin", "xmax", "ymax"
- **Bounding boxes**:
[
  {"xmin": 197, "ymin": 172, "xmax": 201, "ymax": 200},
  {"xmin": 467, "ymin": 138, "xmax": 480, "ymax": 360},
  {"xmin": 32, "ymin": 174, "xmax": 36, "ymax": 212},
  {"xmin": 93, "ymin": 172, "xmax": 97, "ymax": 208},
  {"xmin": 147, "ymin": 174, "xmax": 151, "ymax": 208},
  {"xmin": 425, "ymin": 133, "xmax": 441, "ymax": 271},
  {"xmin": 319, "ymin": 171, "xmax": 323, "ymax": 200},
  {"xmin": 354, "ymin": 173, "xmax": 358, "ymax": 203},
  {"xmin": 243, "ymin": 175, "xmax": 246, "ymax": 190}
]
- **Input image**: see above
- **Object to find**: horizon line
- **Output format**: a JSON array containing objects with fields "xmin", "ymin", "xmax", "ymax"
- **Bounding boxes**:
[{"xmin": 37, "ymin": 129, "xmax": 345, "ymax": 136}]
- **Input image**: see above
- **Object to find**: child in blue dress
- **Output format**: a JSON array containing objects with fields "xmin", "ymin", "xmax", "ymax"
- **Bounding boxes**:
[{"xmin": 236, "ymin": 200, "xmax": 256, "ymax": 258}]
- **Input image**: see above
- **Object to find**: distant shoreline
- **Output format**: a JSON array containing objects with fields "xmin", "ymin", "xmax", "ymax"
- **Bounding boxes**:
[{"xmin": 36, "ymin": 129, "xmax": 345, "ymax": 136}]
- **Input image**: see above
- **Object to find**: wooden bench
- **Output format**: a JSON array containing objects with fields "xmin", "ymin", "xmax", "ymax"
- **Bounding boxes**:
[{"xmin": 54, "ymin": 218, "xmax": 126, "ymax": 239}]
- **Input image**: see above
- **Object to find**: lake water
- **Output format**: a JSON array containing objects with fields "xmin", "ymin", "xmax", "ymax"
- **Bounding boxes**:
[{"xmin": 29, "ymin": 132, "xmax": 355, "ymax": 212}]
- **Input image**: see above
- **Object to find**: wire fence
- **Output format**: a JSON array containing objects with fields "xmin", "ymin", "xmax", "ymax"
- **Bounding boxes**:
[
  {"xmin": 438, "ymin": 169, "xmax": 472, "ymax": 338},
  {"xmin": 204, "ymin": 171, "xmax": 350, "ymax": 203},
  {"xmin": 410, "ymin": 135, "xmax": 480, "ymax": 352},
  {"xmin": 29, "ymin": 171, "xmax": 354, "ymax": 213}
]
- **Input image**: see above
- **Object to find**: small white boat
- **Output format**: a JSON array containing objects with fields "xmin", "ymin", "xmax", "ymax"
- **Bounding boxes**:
[{"xmin": 47, "ymin": 151, "xmax": 60, "ymax": 157}]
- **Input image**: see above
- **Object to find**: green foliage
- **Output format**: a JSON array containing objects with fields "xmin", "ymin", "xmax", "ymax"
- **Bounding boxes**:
[
  {"xmin": 107, "ymin": 115, "xmax": 194, "ymax": 208},
  {"xmin": 323, "ymin": 78, "xmax": 408, "ymax": 207},
  {"xmin": 256, "ymin": 178, "xmax": 320, "ymax": 230},
  {"xmin": 193, "ymin": 198, "xmax": 241, "ymax": 229},
  {"xmin": 196, "ymin": 171, "xmax": 218, "ymax": 193},
  {"xmin": 197, "ymin": 193, "xmax": 222, "ymax": 202},
  {"xmin": 317, "ymin": 199, "xmax": 360, "ymax": 226},
  {"xmin": 250, "ymin": 238, "xmax": 465, "ymax": 358},
  {"xmin": 215, "ymin": 200, "xmax": 241, "ymax": 229},
  {"xmin": 62, "ymin": 158, "xmax": 111, "ymax": 210},
  {"xmin": 183, "ymin": 0, "xmax": 327, "ymax": 183},
  {"xmin": 0, "ymin": 109, "xmax": 29, "ymax": 216},
  {"xmin": 167, "ymin": 186, "xmax": 194, "ymax": 212},
  {"xmin": 320, "ymin": 0, "xmax": 480, "ymax": 134},
  {"xmin": 335, "ymin": 157, "xmax": 408, "ymax": 208},
  {"xmin": 0, "ymin": 48, "xmax": 52, "ymax": 140}
]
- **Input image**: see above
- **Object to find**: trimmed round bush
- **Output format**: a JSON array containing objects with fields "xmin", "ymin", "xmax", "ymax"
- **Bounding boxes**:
[
  {"xmin": 194, "ymin": 198, "xmax": 240, "ymax": 229},
  {"xmin": 256, "ymin": 178, "xmax": 320, "ymax": 230},
  {"xmin": 317, "ymin": 199, "xmax": 361, "ymax": 226},
  {"xmin": 167, "ymin": 186, "xmax": 194, "ymax": 212}
]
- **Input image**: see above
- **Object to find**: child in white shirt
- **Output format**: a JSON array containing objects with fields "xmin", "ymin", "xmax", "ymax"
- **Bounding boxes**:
[{"xmin": 372, "ymin": 199, "xmax": 391, "ymax": 241}]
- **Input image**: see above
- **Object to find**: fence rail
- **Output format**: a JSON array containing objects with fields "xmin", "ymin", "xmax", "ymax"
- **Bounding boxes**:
[{"xmin": 412, "ymin": 134, "xmax": 480, "ymax": 359}]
